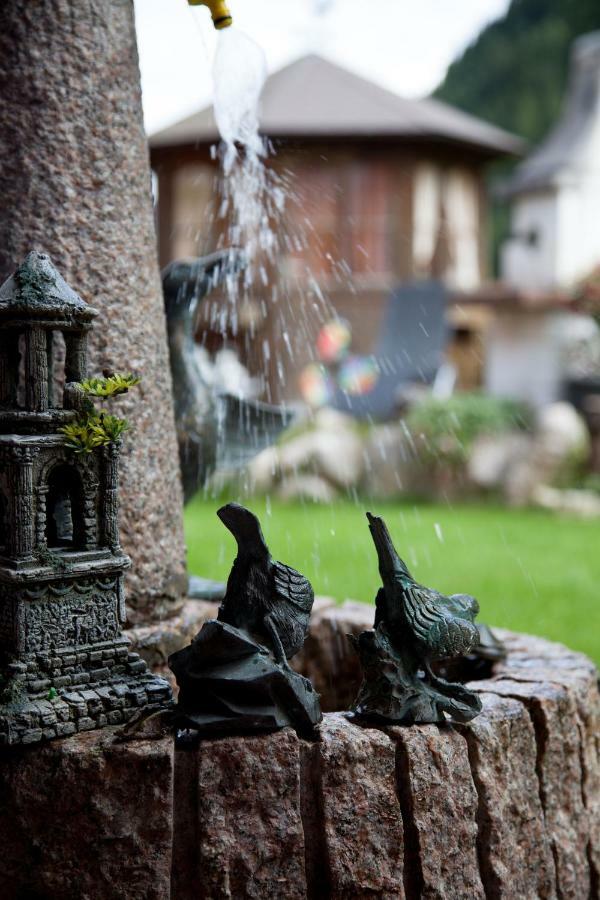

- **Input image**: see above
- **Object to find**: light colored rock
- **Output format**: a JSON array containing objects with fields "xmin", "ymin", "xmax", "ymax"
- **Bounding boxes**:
[
  {"xmin": 360, "ymin": 423, "xmax": 418, "ymax": 498},
  {"xmin": 313, "ymin": 406, "xmax": 357, "ymax": 433},
  {"xmin": 279, "ymin": 427, "xmax": 365, "ymax": 489},
  {"xmin": 0, "ymin": 729, "xmax": 174, "ymax": 900},
  {"xmin": 246, "ymin": 444, "xmax": 281, "ymax": 493},
  {"xmin": 532, "ymin": 484, "xmax": 600, "ymax": 517},
  {"xmin": 468, "ymin": 432, "xmax": 532, "ymax": 489},
  {"xmin": 536, "ymin": 401, "xmax": 590, "ymax": 463},
  {"xmin": 277, "ymin": 472, "xmax": 339, "ymax": 503},
  {"xmin": 506, "ymin": 402, "xmax": 590, "ymax": 505}
]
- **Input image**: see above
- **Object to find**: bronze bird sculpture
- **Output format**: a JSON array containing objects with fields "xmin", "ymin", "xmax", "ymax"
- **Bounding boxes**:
[
  {"xmin": 217, "ymin": 503, "xmax": 315, "ymax": 669},
  {"xmin": 351, "ymin": 512, "xmax": 483, "ymax": 724},
  {"xmin": 368, "ymin": 512, "xmax": 480, "ymax": 675},
  {"xmin": 168, "ymin": 502, "xmax": 321, "ymax": 736}
]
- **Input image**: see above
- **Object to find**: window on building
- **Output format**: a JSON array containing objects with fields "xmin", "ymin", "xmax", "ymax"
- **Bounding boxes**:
[{"xmin": 283, "ymin": 159, "xmax": 393, "ymax": 280}]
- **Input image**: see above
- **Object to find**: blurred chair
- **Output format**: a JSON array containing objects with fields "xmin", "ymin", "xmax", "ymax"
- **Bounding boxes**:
[{"xmin": 333, "ymin": 279, "xmax": 452, "ymax": 420}]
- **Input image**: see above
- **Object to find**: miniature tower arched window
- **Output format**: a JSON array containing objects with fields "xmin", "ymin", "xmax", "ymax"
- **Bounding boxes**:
[
  {"xmin": 0, "ymin": 252, "xmax": 98, "ymax": 416},
  {"xmin": 46, "ymin": 464, "xmax": 86, "ymax": 550}
]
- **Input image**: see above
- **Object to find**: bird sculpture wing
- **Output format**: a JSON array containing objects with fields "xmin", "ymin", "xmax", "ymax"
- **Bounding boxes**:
[
  {"xmin": 269, "ymin": 560, "xmax": 315, "ymax": 657},
  {"xmin": 272, "ymin": 561, "xmax": 314, "ymax": 614},
  {"xmin": 402, "ymin": 583, "xmax": 480, "ymax": 660}
]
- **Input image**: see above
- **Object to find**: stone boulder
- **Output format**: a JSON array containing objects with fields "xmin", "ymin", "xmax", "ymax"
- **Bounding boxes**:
[
  {"xmin": 0, "ymin": 627, "xmax": 597, "ymax": 898},
  {"xmin": 468, "ymin": 432, "xmax": 532, "ymax": 490},
  {"xmin": 246, "ymin": 407, "xmax": 365, "ymax": 499},
  {"xmin": 506, "ymin": 402, "xmax": 590, "ymax": 505}
]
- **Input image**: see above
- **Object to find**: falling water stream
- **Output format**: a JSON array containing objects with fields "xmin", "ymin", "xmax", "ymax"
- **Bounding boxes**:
[{"xmin": 185, "ymin": 11, "xmax": 540, "ymax": 612}]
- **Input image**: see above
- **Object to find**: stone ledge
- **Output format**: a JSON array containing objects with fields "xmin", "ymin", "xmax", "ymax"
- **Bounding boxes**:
[{"xmin": 0, "ymin": 627, "xmax": 597, "ymax": 898}]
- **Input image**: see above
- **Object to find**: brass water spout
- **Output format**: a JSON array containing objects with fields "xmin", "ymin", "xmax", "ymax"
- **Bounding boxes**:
[{"xmin": 188, "ymin": 0, "xmax": 233, "ymax": 29}]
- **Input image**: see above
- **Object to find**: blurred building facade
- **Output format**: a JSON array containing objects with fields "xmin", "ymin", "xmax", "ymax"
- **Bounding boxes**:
[
  {"xmin": 149, "ymin": 55, "xmax": 521, "ymax": 401},
  {"xmin": 483, "ymin": 31, "xmax": 600, "ymax": 410}
]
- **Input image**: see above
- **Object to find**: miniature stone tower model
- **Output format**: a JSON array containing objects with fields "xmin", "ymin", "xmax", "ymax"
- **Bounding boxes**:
[{"xmin": 0, "ymin": 252, "xmax": 171, "ymax": 745}]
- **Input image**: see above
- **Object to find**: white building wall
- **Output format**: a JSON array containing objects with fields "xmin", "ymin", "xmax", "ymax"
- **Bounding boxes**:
[
  {"xmin": 501, "ymin": 192, "xmax": 559, "ymax": 290},
  {"xmin": 485, "ymin": 312, "xmax": 568, "ymax": 408}
]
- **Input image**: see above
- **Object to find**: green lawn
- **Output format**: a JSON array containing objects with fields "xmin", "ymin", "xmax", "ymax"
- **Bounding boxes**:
[{"xmin": 184, "ymin": 496, "xmax": 600, "ymax": 664}]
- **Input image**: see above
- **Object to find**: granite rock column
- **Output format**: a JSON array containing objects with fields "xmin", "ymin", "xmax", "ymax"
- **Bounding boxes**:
[{"xmin": 0, "ymin": 0, "xmax": 187, "ymax": 618}]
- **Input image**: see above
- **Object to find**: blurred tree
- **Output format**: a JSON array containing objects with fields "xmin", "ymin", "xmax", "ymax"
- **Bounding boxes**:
[
  {"xmin": 434, "ymin": 0, "xmax": 600, "ymax": 143},
  {"xmin": 434, "ymin": 0, "xmax": 600, "ymax": 275}
]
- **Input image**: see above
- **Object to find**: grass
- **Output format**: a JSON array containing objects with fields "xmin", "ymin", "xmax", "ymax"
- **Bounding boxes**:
[{"xmin": 185, "ymin": 496, "xmax": 600, "ymax": 664}]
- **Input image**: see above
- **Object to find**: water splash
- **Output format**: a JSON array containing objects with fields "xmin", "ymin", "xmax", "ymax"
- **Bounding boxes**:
[{"xmin": 213, "ymin": 27, "xmax": 267, "ymax": 172}]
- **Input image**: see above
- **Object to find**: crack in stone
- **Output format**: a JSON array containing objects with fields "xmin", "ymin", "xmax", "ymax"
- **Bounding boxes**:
[
  {"xmin": 299, "ymin": 740, "xmax": 332, "ymax": 900},
  {"xmin": 457, "ymin": 727, "xmax": 502, "ymax": 900},
  {"xmin": 171, "ymin": 745, "xmax": 201, "ymax": 900},
  {"xmin": 392, "ymin": 736, "xmax": 424, "ymax": 900},
  {"xmin": 501, "ymin": 692, "xmax": 560, "ymax": 899},
  {"xmin": 588, "ymin": 842, "xmax": 599, "ymax": 900}
]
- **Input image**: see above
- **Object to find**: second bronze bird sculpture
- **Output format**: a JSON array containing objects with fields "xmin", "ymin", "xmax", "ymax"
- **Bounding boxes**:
[
  {"xmin": 169, "ymin": 503, "xmax": 321, "ymax": 736},
  {"xmin": 351, "ymin": 512, "xmax": 483, "ymax": 725}
]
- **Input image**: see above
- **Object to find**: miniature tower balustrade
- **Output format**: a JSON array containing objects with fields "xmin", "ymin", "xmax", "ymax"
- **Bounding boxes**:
[{"xmin": 0, "ymin": 251, "xmax": 171, "ymax": 745}]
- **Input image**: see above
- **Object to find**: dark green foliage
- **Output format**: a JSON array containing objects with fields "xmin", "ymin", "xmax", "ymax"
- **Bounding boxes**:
[
  {"xmin": 434, "ymin": 0, "xmax": 600, "ymax": 144},
  {"xmin": 434, "ymin": 0, "xmax": 600, "ymax": 272},
  {"xmin": 405, "ymin": 392, "xmax": 531, "ymax": 468}
]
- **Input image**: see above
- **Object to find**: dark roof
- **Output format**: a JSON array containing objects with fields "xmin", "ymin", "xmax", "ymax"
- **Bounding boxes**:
[
  {"xmin": 150, "ymin": 54, "xmax": 524, "ymax": 157},
  {"xmin": 0, "ymin": 252, "xmax": 97, "ymax": 320},
  {"xmin": 504, "ymin": 31, "xmax": 600, "ymax": 196}
]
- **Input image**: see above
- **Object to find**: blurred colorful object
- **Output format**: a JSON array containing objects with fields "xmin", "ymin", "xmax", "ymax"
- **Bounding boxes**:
[
  {"xmin": 316, "ymin": 318, "xmax": 351, "ymax": 364},
  {"xmin": 299, "ymin": 363, "xmax": 335, "ymax": 407},
  {"xmin": 338, "ymin": 355, "xmax": 379, "ymax": 396}
]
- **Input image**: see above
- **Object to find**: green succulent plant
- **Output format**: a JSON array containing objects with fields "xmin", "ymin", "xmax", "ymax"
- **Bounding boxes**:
[
  {"xmin": 60, "ymin": 372, "xmax": 140, "ymax": 453},
  {"xmin": 79, "ymin": 372, "xmax": 141, "ymax": 398}
]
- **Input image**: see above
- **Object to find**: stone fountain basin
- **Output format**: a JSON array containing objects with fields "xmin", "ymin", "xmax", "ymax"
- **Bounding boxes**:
[{"xmin": 0, "ymin": 602, "xmax": 597, "ymax": 899}]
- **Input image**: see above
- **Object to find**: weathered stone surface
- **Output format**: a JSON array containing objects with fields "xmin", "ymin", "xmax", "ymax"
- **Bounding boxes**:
[
  {"xmin": 390, "ymin": 724, "xmax": 484, "ymax": 900},
  {"xmin": 0, "ymin": 0, "xmax": 187, "ymax": 615},
  {"xmin": 126, "ymin": 599, "xmax": 219, "ymax": 672},
  {"xmin": 189, "ymin": 729, "xmax": 307, "ymax": 899},
  {"xmin": 317, "ymin": 714, "xmax": 405, "ymax": 898},
  {"xmin": 292, "ymin": 599, "xmax": 369, "ymax": 711},
  {"xmin": 459, "ymin": 692, "xmax": 555, "ymax": 899},
  {"xmin": 0, "ymin": 627, "xmax": 596, "ymax": 899},
  {"xmin": 489, "ymin": 632, "xmax": 600, "ymax": 892},
  {"xmin": 0, "ymin": 729, "xmax": 174, "ymax": 900},
  {"xmin": 473, "ymin": 678, "xmax": 592, "ymax": 898}
]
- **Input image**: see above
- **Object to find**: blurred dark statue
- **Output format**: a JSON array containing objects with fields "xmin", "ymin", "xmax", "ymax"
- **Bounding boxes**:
[
  {"xmin": 168, "ymin": 503, "xmax": 322, "ymax": 736},
  {"xmin": 162, "ymin": 251, "xmax": 296, "ymax": 503},
  {"xmin": 351, "ymin": 512, "xmax": 483, "ymax": 725}
]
